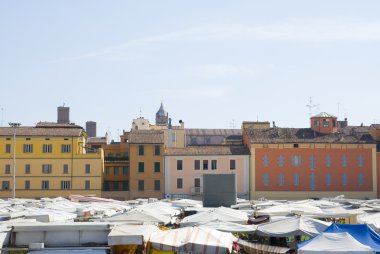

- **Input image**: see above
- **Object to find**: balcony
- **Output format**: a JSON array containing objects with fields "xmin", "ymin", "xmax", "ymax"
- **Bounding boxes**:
[
  {"xmin": 104, "ymin": 156, "xmax": 129, "ymax": 163},
  {"xmin": 191, "ymin": 187, "xmax": 203, "ymax": 195}
]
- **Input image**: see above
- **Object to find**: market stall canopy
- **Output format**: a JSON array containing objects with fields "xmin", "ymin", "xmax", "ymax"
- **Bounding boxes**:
[
  {"xmin": 256, "ymin": 216, "xmax": 331, "ymax": 237},
  {"xmin": 104, "ymin": 210, "xmax": 171, "ymax": 225},
  {"xmin": 298, "ymin": 232, "xmax": 374, "ymax": 254},
  {"xmin": 237, "ymin": 239, "xmax": 290, "ymax": 254},
  {"xmin": 108, "ymin": 224, "xmax": 161, "ymax": 245},
  {"xmin": 148, "ymin": 226, "xmax": 237, "ymax": 254},
  {"xmin": 323, "ymin": 224, "xmax": 380, "ymax": 253},
  {"xmin": 199, "ymin": 219, "xmax": 257, "ymax": 233},
  {"xmin": 180, "ymin": 207, "xmax": 248, "ymax": 226}
]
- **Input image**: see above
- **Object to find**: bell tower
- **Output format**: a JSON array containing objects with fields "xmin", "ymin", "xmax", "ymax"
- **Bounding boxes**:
[{"xmin": 155, "ymin": 102, "xmax": 168, "ymax": 126}]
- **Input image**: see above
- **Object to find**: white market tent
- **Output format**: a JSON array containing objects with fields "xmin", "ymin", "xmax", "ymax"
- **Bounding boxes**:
[
  {"xmin": 256, "ymin": 216, "xmax": 331, "ymax": 237},
  {"xmin": 108, "ymin": 224, "xmax": 161, "ymax": 245},
  {"xmin": 199, "ymin": 219, "xmax": 257, "ymax": 233},
  {"xmin": 148, "ymin": 226, "xmax": 237, "ymax": 254},
  {"xmin": 298, "ymin": 232, "xmax": 375, "ymax": 254},
  {"xmin": 180, "ymin": 206, "xmax": 248, "ymax": 226},
  {"xmin": 104, "ymin": 210, "xmax": 171, "ymax": 225}
]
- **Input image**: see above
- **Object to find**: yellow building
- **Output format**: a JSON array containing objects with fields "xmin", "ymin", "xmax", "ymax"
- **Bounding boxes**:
[
  {"xmin": 0, "ymin": 122, "xmax": 104, "ymax": 198},
  {"xmin": 129, "ymin": 130, "xmax": 164, "ymax": 199}
]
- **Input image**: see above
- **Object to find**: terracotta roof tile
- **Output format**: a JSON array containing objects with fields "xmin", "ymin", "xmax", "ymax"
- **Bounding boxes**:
[
  {"xmin": 165, "ymin": 145, "xmax": 250, "ymax": 156},
  {"xmin": 129, "ymin": 130, "xmax": 164, "ymax": 144},
  {"xmin": 0, "ymin": 126, "xmax": 82, "ymax": 137}
]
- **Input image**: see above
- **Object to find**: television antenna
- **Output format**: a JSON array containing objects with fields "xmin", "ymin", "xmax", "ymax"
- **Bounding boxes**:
[
  {"xmin": 229, "ymin": 119, "xmax": 236, "ymax": 128},
  {"xmin": 306, "ymin": 97, "xmax": 317, "ymax": 116},
  {"xmin": 1, "ymin": 107, "xmax": 3, "ymax": 127}
]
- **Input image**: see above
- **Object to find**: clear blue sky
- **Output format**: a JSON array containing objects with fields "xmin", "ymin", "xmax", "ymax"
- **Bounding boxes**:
[{"xmin": 1, "ymin": 1, "xmax": 380, "ymax": 139}]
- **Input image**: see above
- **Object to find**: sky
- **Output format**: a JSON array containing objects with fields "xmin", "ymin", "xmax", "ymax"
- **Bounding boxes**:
[{"xmin": 1, "ymin": 1, "xmax": 380, "ymax": 140}]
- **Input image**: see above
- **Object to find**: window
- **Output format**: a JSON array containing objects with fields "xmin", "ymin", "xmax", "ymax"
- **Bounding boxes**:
[
  {"xmin": 138, "ymin": 162, "xmax": 144, "ymax": 173},
  {"xmin": 177, "ymin": 178, "xmax": 183, "ymax": 189},
  {"xmin": 203, "ymin": 160, "xmax": 208, "ymax": 170},
  {"xmin": 326, "ymin": 173, "xmax": 332, "ymax": 186},
  {"xmin": 293, "ymin": 144, "xmax": 299, "ymax": 148},
  {"xmin": 191, "ymin": 136, "xmax": 197, "ymax": 144},
  {"xmin": 342, "ymin": 173, "xmax": 348, "ymax": 186},
  {"xmin": 291, "ymin": 155, "xmax": 302, "ymax": 166},
  {"xmin": 25, "ymin": 180, "xmax": 30, "ymax": 190},
  {"xmin": 277, "ymin": 155, "xmax": 285, "ymax": 167},
  {"xmin": 114, "ymin": 167, "xmax": 119, "ymax": 176},
  {"xmin": 278, "ymin": 173, "xmax": 285, "ymax": 186},
  {"xmin": 357, "ymin": 155, "xmax": 364, "ymax": 167},
  {"xmin": 138, "ymin": 145, "xmax": 144, "ymax": 156},
  {"xmin": 2, "ymin": 181, "xmax": 10, "ymax": 190},
  {"xmin": 154, "ymin": 145, "xmax": 161, "ymax": 156},
  {"xmin": 341, "ymin": 155, "xmax": 348, "ymax": 167},
  {"xmin": 42, "ymin": 180, "xmax": 49, "ymax": 190},
  {"xmin": 172, "ymin": 133, "xmax": 176, "ymax": 142},
  {"xmin": 42, "ymin": 164, "xmax": 52, "ymax": 174},
  {"xmin": 5, "ymin": 164, "xmax": 10, "ymax": 174},
  {"xmin": 113, "ymin": 181, "xmax": 119, "ymax": 191},
  {"xmin": 85, "ymin": 180, "xmax": 91, "ymax": 190},
  {"xmin": 177, "ymin": 160, "xmax": 183, "ymax": 170},
  {"xmin": 263, "ymin": 173, "xmax": 269, "ymax": 186},
  {"xmin": 63, "ymin": 164, "xmax": 68, "ymax": 174},
  {"xmin": 230, "ymin": 160, "xmax": 236, "ymax": 170},
  {"xmin": 122, "ymin": 166, "xmax": 129, "ymax": 175},
  {"xmin": 293, "ymin": 173, "xmax": 299, "ymax": 186},
  {"xmin": 211, "ymin": 160, "xmax": 217, "ymax": 170},
  {"xmin": 194, "ymin": 178, "xmax": 201, "ymax": 188},
  {"xmin": 314, "ymin": 120, "xmax": 319, "ymax": 128},
  {"xmin": 323, "ymin": 119, "xmax": 329, "ymax": 128},
  {"xmin": 154, "ymin": 180, "xmax": 160, "ymax": 191},
  {"xmin": 263, "ymin": 155, "xmax": 269, "ymax": 167},
  {"xmin": 358, "ymin": 173, "xmax": 364, "ymax": 187},
  {"xmin": 309, "ymin": 155, "xmax": 316, "ymax": 170},
  {"xmin": 138, "ymin": 180, "xmax": 144, "ymax": 191},
  {"xmin": 25, "ymin": 164, "xmax": 31, "ymax": 174},
  {"xmin": 43, "ymin": 144, "xmax": 52, "ymax": 153},
  {"xmin": 23, "ymin": 144, "xmax": 33, "ymax": 153},
  {"xmin": 5, "ymin": 144, "xmax": 11, "ymax": 154},
  {"xmin": 194, "ymin": 160, "xmax": 200, "ymax": 170},
  {"xmin": 85, "ymin": 164, "xmax": 91, "ymax": 173},
  {"xmin": 122, "ymin": 181, "xmax": 129, "ymax": 191},
  {"xmin": 61, "ymin": 144, "xmax": 71, "ymax": 153},
  {"xmin": 154, "ymin": 162, "xmax": 160, "ymax": 173},
  {"xmin": 105, "ymin": 167, "xmax": 110, "ymax": 176},
  {"xmin": 104, "ymin": 182, "xmax": 110, "ymax": 191},
  {"xmin": 310, "ymin": 173, "xmax": 316, "ymax": 191},
  {"xmin": 325, "ymin": 155, "xmax": 331, "ymax": 167},
  {"xmin": 61, "ymin": 181, "xmax": 71, "ymax": 190}
]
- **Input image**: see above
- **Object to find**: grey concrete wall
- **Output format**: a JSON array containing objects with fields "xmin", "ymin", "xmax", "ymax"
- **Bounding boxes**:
[{"xmin": 203, "ymin": 174, "xmax": 236, "ymax": 207}]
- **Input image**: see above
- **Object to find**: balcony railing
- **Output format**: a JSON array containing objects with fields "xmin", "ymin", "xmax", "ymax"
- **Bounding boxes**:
[
  {"xmin": 104, "ymin": 156, "xmax": 129, "ymax": 162},
  {"xmin": 191, "ymin": 187, "xmax": 203, "ymax": 195}
]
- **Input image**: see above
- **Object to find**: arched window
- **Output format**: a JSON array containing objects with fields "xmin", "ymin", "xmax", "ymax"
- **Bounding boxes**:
[
  {"xmin": 263, "ymin": 173, "xmax": 269, "ymax": 186},
  {"xmin": 358, "ymin": 173, "xmax": 364, "ymax": 186},
  {"xmin": 277, "ymin": 155, "xmax": 285, "ymax": 167},
  {"xmin": 293, "ymin": 173, "xmax": 299, "ymax": 186},
  {"xmin": 342, "ymin": 173, "xmax": 348, "ymax": 186},
  {"xmin": 325, "ymin": 155, "xmax": 331, "ymax": 167},
  {"xmin": 326, "ymin": 173, "xmax": 332, "ymax": 186},
  {"xmin": 357, "ymin": 155, "xmax": 364, "ymax": 167},
  {"xmin": 263, "ymin": 155, "xmax": 269, "ymax": 167},
  {"xmin": 310, "ymin": 173, "xmax": 316, "ymax": 191},
  {"xmin": 278, "ymin": 173, "xmax": 285, "ymax": 186},
  {"xmin": 341, "ymin": 155, "xmax": 348, "ymax": 167}
]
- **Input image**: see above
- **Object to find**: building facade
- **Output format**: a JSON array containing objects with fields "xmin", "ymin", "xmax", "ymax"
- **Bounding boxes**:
[
  {"xmin": 0, "ymin": 123, "xmax": 103, "ymax": 198},
  {"xmin": 243, "ymin": 113, "xmax": 378, "ymax": 199},
  {"xmin": 164, "ymin": 146, "xmax": 250, "ymax": 200},
  {"xmin": 129, "ymin": 130, "xmax": 164, "ymax": 199}
]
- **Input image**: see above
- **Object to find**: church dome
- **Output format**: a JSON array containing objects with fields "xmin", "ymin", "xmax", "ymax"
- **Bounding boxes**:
[{"xmin": 156, "ymin": 102, "xmax": 167, "ymax": 117}]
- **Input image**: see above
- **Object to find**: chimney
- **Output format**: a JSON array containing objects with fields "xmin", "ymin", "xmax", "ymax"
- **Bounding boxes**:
[
  {"xmin": 273, "ymin": 121, "xmax": 276, "ymax": 128},
  {"xmin": 168, "ymin": 118, "xmax": 172, "ymax": 129}
]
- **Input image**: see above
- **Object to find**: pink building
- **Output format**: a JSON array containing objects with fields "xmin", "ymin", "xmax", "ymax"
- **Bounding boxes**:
[{"xmin": 164, "ymin": 146, "xmax": 250, "ymax": 199}]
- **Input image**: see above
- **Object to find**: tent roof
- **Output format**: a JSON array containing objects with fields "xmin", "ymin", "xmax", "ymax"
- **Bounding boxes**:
[
  {"xmin": 299, "ymin": 232, "xmax": 374, "ymax": 254},
  {"xmin": 108, "ymin": 225, "xmax": 160, "ymax": 245},
  {"xmin": 199, "ymin": 219, "xmax": 257, "ymax": 233},
  {"xmin": 324, "ymin": 224, "xmax": 380, "ymax": 253},
  {"xmin": 256, "ymin": 216, "xmax": 331, "ymax": 237}
]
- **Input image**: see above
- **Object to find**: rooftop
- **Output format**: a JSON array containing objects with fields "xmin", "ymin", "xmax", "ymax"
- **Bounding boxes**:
[
  {"xmin": 186, "ymin": 128, "xmax": 242, "ymax": 136},
  {"xmin": 311, "ymin": 112, "xmax": 336, "ymax": 118},
  {"xmin": 129, "ymin": 130, "xmax": 164, "ymax": 144},
  {"xmin": 165, "ymin": 145, "xmax": 250, "ymax": 156},
  {"xmin": 245, "ymin": 126, "xmax": 375, "ymax": 144},
  {"xmin": 0, "ymin": 126, "xmax": 83, "ymax": 137}
]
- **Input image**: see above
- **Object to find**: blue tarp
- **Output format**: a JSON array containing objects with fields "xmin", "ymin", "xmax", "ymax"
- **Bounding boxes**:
[{"xmin": 298, "ymin": 224, "xmax": 380, "ymax": 253}]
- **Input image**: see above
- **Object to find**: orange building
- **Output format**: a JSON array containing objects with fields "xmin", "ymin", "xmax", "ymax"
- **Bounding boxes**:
[
  {"xmin": 129, "ymin": 130, "xmax": 164, "ymax": 199},
  {"xmin": 243, "ymin": 112, "xmax": 378, "ymax": 199}
]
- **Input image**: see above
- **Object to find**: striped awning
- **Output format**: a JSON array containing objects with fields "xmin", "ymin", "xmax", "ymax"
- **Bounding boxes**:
[{"xmin": 237, "ymin": 239, "xmax": 290, "ymax": 254}]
